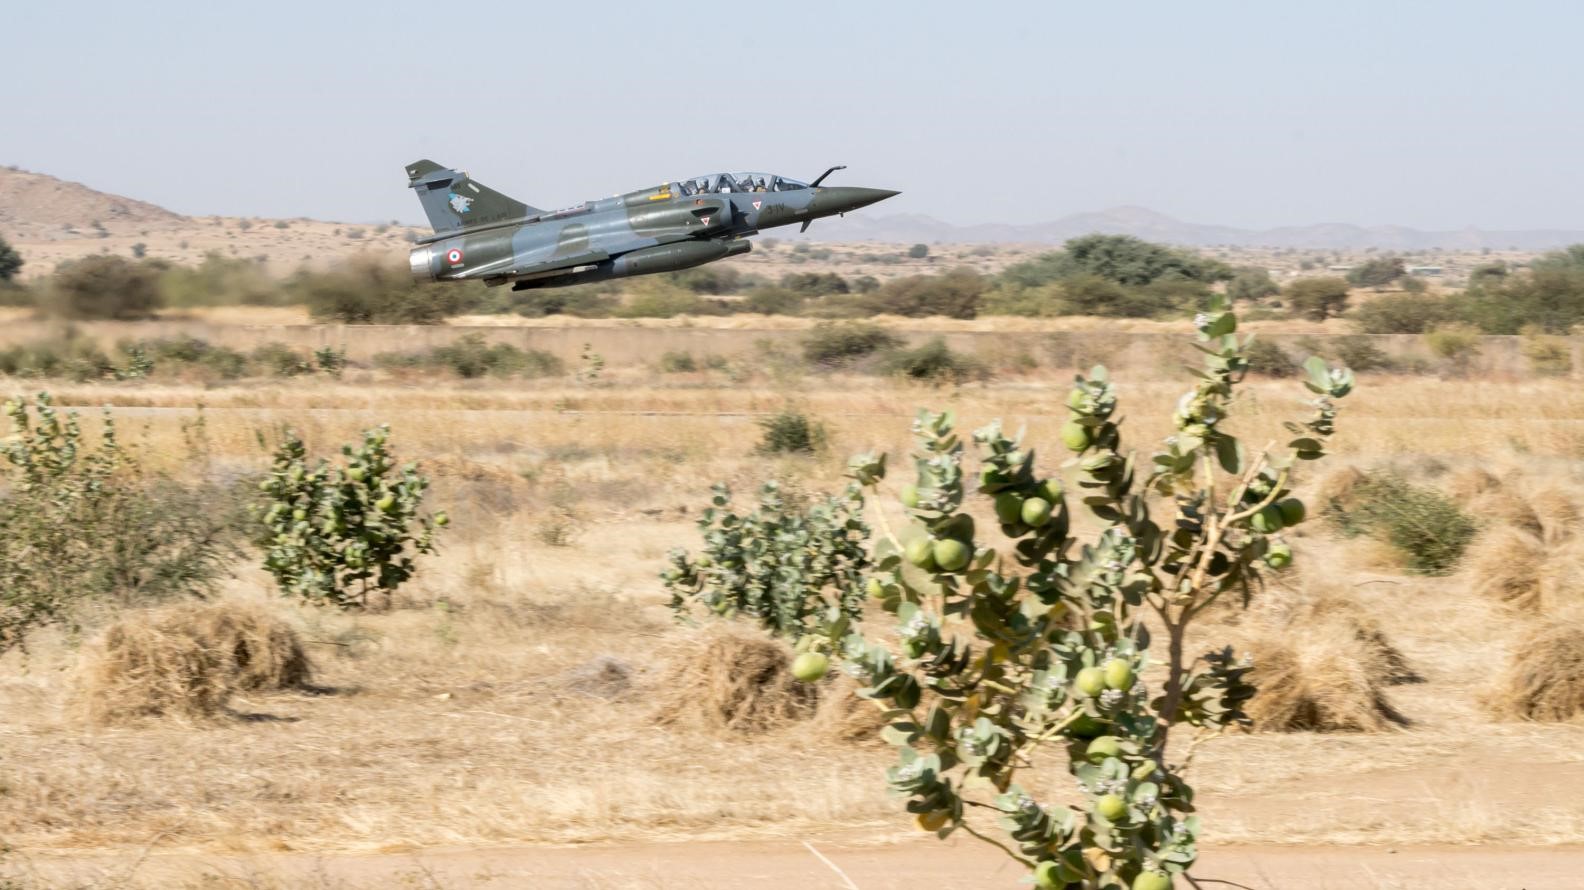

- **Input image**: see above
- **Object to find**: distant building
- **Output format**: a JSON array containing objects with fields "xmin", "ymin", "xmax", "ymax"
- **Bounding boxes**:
[
  {"xmin": 1407, "ymin": 265, "xmax": 1443, "ymax": 276},
  {"xmin": 1327, "ymin": 264, "xmax": 1354, "ymax": 273}
]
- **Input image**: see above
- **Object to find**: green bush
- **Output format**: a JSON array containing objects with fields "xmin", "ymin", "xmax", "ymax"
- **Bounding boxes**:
[
  {"xmin": 740, "ymin": 286, "xmax": 806, "ymax": 315},
  {"xmin": 1521, "ymin": 329, "xmax": 1573, "ymax": 376},
  {"xmin": 756, "ymin": 409, "xmax": 826, "ymax": 454},
  {"xmin": 802, "ymin": 321, "xmax": 903, "ymax": 368},
  {"xmin": 158, "ymin": 252, "xmax": 284, "ymax": 308},
  {"xmin": 1243, "ymin": 338, "xmax": 1296, "ymax": 376},
  {"xmin": 1453, "ymin": 249, "xmax": 1584, "ymax": 334},
  {"xmin": 1333, "ymin": 336, "xmax": 1396, "ymax": 373},
  {"xmin": 0, "ymin": 335, "xmax": 116, "ymax": 381},
  {"xmin": 615, "ymin": 282, "xmax": 726, "ymax": 318},
  {"xmin": 876, "ymin": 337, "xmax": 988, "ymax": 383},
  {"xmin": 864, "ymin": 268, "xmax": 986, "ymax": 319},
  {"xmin": 979, "ymin": 282, "xmax": 1064, "ymax": 317},
  {"xmin": 378, "ymin": 333, "xmax": 563, "ymax": 379},
  {"xmin": 780, "ymin": 271, "xmax": 849, "ymax": 296},
  {"xmin": 1347, "ymin": 256, "xmax": 1405, "ymax": 289},
  {"xmin": 1329, "ymin": 473, "xmax": 1476, "ymax": 575},
  {"xmin": 1227, "ymin": 267, "xmax": 1280, "ymax": 301},
  {"xmin": 0, "ymin": 394, "xmax": 241, "ymax": 651},
  {"xmin": 659, "ymin": 350, "xmax": 698, "ymax": 373},
  {"xmin": 251, "ymin": 342, "xmax": 316, "ymax": 377},
  {"xmin": 1351, "ymin": 293, "xmax": 1454, "ymax": 334},
  {"xmin": 136, "ymin": 336, "xmax": 250, "ymax": 379},
  {"xmin": 662, "ymin": 480, "xmax": 869, "ymax": 640},
  {"xmin": 255, "ymin": 426, "xmax": 443, "ymax": 610},
  {"xmin": 48, "ymin": 255, "xmax": 163, "ymax": 320},
  {"xmin": 1424, "ymin": 323, "xmax": 1481, "ymax": 369}
]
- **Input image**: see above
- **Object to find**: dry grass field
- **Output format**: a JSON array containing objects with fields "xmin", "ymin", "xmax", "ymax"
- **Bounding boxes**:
[{"xmin": 3, "ymin": 332, "xmax": 1584, "ymax": 888}]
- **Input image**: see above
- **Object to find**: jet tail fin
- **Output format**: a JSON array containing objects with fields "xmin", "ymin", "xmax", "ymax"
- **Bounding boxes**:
[{"xmin": 405, "ymin": 160, "xmax": 543, "ymax": 233}]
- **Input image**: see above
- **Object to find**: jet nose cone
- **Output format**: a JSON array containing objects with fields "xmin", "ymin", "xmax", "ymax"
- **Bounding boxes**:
[{"xmin": 812, "ymin": 186, "xmax": 901, "ymax": 216}]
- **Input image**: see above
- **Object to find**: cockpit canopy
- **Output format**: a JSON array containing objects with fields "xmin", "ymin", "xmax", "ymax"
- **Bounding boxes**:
[{"xmin": 679, "ymin": 172, "xmax": 809, "ymax": 196}]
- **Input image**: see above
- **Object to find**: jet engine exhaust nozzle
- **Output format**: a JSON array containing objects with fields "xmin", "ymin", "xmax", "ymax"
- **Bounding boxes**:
[{"xmin": 408, "ymin": 246, "xmax": 436, "ymax": 282}]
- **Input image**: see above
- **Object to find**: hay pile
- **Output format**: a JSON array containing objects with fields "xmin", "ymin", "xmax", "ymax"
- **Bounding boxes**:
[
  {"xmin": 1236, "ymin": 576, "xmax": 1412, "ymax": 732},
  {"xmin": 1242, "ymin": 626, "xmax": 1408, "ymax": 732},
  {"xmin": 651, "ymin": 624, "xmax": 819, "ymax": 734},
  {"xmin": 73, "ymin": 600, "xmax": 311, "ymax": 725},
  {"xmin": 1486, "ymin": 616, "xmax": 1584, "ymax": 722}
]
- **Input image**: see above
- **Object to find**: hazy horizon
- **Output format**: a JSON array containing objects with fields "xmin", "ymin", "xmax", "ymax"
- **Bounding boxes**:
[{"xmin": 7, "ymin": 0, "xmax": 1584, "ymax": 231}]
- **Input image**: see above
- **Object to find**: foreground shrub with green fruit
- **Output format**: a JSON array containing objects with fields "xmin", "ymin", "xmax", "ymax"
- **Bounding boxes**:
[
  {"xmin": 255, "ymin": 426, "xmax": 443, "ymax": 609},
  {"xmin": 800, "ymin": 298, "xmax": 1354, "ymax": 888}
]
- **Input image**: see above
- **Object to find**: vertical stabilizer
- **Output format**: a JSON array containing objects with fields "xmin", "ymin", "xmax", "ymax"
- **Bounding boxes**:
[{"xmin": 405, "ymin": 160, "xmax": 541, "ymax": 233}]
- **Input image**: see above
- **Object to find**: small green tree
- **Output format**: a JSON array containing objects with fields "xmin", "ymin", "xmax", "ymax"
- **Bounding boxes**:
[
  {"xmin": 1226, "ymin": 267, "xmax": 1279, "ymax": 302},
  {"xmin": 0, "ymin": 234, "xmax": 22, "ymax": 282},
  {"xmin": 801, "ymin": 296, "xmax": 1353, "ymax": 889},
  {"xmin": 1284, "ymin": 277, "xmax": 1350, "ymax": 321},
  {"xmin": 909, "ymin": 243, "xmax": 931, "ymax": 259},
  {"xmin": 256, "ymin": 426, "xmax": 443, "ymax": 609},
  {"xmin": 662, "ymin": 481, "xmax": 870, "ymax": 641}
]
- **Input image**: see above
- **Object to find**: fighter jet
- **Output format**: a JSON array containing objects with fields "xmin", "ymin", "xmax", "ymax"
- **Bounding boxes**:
[{"xmin": 404, "ymin": 160, "xmax": 897, "ymax": 289}]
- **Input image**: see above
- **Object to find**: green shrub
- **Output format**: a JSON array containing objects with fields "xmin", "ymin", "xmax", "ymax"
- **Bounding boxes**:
[
  {"xmin": 780, "ymin": 272, "xmax": 849, "ymax": 296},
  {"xmin": 1329, "ymin": 473, "xmax": 1476, "ymax": 575},
  {"xmin": 802, "ymin": 321, "xmax": 903, "ymax": 367},
  {"xmin": 1333, "ymin": 336, "xmax": 1396, "ymax": 373},
  {"xmin": 390, "ymin": 333, "xmax": 564, "ymax": 379},
  {"xmin": 1285, "ymin": 277, "xmax": 1350, "ymax": 321},
  {"xmin": 251, "ymin": 342, "xmax": 315, "ymax": 377},
  {"xmin": 907, "ymin": 243, "xmax": 930, "ymax": 259},
  {"xmin": 864, "ymin": 268, "xmax": 986, "ymax": 318},
  {"xmin": 740, "ymin": 286, "xmax": 806, "ymax": 315},
  {"xmin": 1243, "ymin": 338, "xmax": 1296, "ymax": 376},
  {"xmin": 659, "ymin": 350, "xmax": 698, "ymax": 373},
  {"xmin": 0, "ymin": 235, "xmax": 21, "ymax": 282},
  {"xmin": 1227, "ymin": 267, "xmax": 1280, "ymax": 301},
  {"xmin": 615, "ymin": 282, "xmax": 725, "ymax": 318},
  {"xmin": 756, "ymin": 409, "xmax": 826, "ymax": 454},
  {"xmin": 877, "ymin": 337, "xmax": 988, "ymax": 382},
  {"xmin": 662, "ymin": 480, "xmax": 869, "ymax": 640},
  {"xmin": 0, "ymin": 394, "xmax": 241, "ymax": 651},
  {"xmin": 158, "ymin": 252, "xmax": 284, "ymax": 308},
  {"xmin": 255, "ymin": 426, "xmax": 443, "ymax": 610},
  {"xmin": 0, "ymin": 336, "xmax": 116, "ymax": 381},
  {"xmin": 979, "ymin": 282, "xmax": 1064, "ymax": 317},
  {"xmin": 48, "ymin": 255, "xmax": 163, "ymax": 319},
  {"xmin": 1351, "ymin": 293, "xmax": 1454, "ymax": 334},
  {"xmin": 1346, "ymin": 256, "xmax": 1405, "ymax": 289},
  {"xmin": 1424, "ymin": 323, "xmax": 1481, "ymax": 369},
  {"xmin": 786, "ymin": 296, "xmax": 1354, "ymax": 888}
]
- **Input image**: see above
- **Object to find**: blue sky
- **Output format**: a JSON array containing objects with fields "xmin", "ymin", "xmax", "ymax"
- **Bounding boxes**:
[{"xmin": 6, "ymin": 0, "xmax": 1582, "ymax": 230}]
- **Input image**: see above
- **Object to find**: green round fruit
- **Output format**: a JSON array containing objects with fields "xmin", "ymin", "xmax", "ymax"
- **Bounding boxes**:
[
  {"xmin": 1102, "ymin": 658, "xmax": 1136, "ymax": 691},
  {"xmin": 1066, "ymin": 388, "xmax": 1089, "ymax": 410},
  {"xmin": 1085, "ymin": 735, "xmax": 1122, "ymax": 763},
  {"xmin": 434, "ymin": 511, "xmax": 450, "ymax": 527},
  {"xmin": 900, "ymin": 484, "xmax": 921, "ymax": 509},
  {"xmin": 905, "ymin": 537, "xmax": 937, "ymax": 570},
  {"xmin": 1265, "ymin": 542, "xmax": 1292, "ymax": 569},
  {"xmin": 1278, "ymin": 497, "xmax": 1307, "ymax": 526},
  {"xmin": 1074, "ymin": 667, "xmax": 1106, "ymax": 697},
  {"xmin": 1021, "ymin": 497, "xmax": 1053, "ymax": 527},
  {"xmin": 1131, "ymin": 758, "xmax": 1159, "ymax": 781},
  {"xmin": 790, "ymin": 652, "xmax": 829, "ymax": 683},
  {"xmin": 1067, "ymin": 713, "xmax": 1108, "ymax": 739},
  {"xmin": 866, "ymin": 577, "xmax": 886, "ymax": 600},
  {"xmin": 1095, "ymin": 793, "xmax": 1127, "ymax": 821},
  {"xmin": 932, "ymin": 538, "xmax": 972, "ymax": 572},
  {"xmin": 1037, "ymin": 478, "xmax": 1063, "ymax": 502},
  {"xmin": 1250, "ymin": 505, "xmax": 1284, "ymax": 534},
  {"xmin": 1033, "ymin": 861, "xmax": 1062, "ymax": 890},
  {"xmin": 1133, "ymin": 871, "xmax": 1172, "ymax": 890},
  {"xmin": 1005, "ymin": 450, "xmax": 1026, "ymax": 468},
  {"xmin": 1060, "ymin": 421, "xmax": 1092, "ymax": 452},
  {"xmin": 347, "ymin": 467, "xmax": 366, "ymax": 482},
  {"xmin": 993, "ymin": 492, "xmax": 1024, "ymax": 524},
  {"xmin": 292, "ymin": 508, "xmax": 307, "ymax": 521},
  {"xmin": 376, "ymin": 495, "xmax": 396, "ymax": 513}
]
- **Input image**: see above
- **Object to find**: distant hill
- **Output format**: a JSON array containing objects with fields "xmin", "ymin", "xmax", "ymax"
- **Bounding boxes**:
[
  {"xmin": 0, "ymin": 167, "xmax": 184, "ymax": 235},
  {"xmin": 815, "ymin": 205, "xmax": 1584, "ymax": 251}
]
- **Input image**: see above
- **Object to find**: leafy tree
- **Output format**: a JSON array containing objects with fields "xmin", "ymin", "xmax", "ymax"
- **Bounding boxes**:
[
  {"xmin": 49, "ymin": 255, "xmax": 163, "ymax": 319},
  {"xmin": 799, "ymin": 296, "xmax": 1354, "ymax": 889},
  {"xmin": 1453, "ymin": 249, "xmax": 1584, "ymax": 334},
  {"xmin": 780, "ymin": 271, "xmax": 850, "ymax": 296},
  {"xmin": 1284, "ymin": 277, "xmax": 1351, "ymax": 321},
  {"xmin": 1346, "ymin": 256, "xmax": 1405, "ymax": 289},
  {"xmin": 296, "ymin": 260, "xmax": 482, "ymax": 324},
  {"xmin": 908, "ymin": 243, "xmax": 930, "ymax": 259},
  {"xmin": 1226, "ymin": 267, "xmax": 1279, "ymax": 301},
  {"xmin": 802, "ymin": 321, "xmax": 903, "ymax": 367},
  {"xmin": 0, "ymin": 235, "xmax": 22, "ymax": 282},
  {"xmin": 1054, "ymin": 234, "xmax": 1232, "ymax": 287}
]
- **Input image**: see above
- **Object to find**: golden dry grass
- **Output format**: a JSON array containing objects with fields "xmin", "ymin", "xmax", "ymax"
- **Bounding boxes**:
[{"xmin": 5, "ymin": 351, "xmax": 1584, "ymax": 868}]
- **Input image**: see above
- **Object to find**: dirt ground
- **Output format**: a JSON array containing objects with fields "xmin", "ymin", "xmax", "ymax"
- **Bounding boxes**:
[{"xmin": 13, "ymin": 839, "xmax": 1583, "ymax": 889}]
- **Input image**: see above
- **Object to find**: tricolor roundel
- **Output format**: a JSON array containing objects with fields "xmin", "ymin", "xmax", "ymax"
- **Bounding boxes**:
[{"xmin": 446, "ymin": 248, "xmax": 464, "ymax": 265}]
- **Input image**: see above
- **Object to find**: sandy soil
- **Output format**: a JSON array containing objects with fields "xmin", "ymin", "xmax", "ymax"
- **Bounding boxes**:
[{"xmin": 15, "ymin": 838, "xmax": 1582, "ymax": 889}]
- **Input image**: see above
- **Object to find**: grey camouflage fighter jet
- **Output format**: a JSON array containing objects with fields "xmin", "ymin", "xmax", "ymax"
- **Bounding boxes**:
[{"xmin": 405, "ymin": 160, "xmax": 897, "ymax": 289}]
